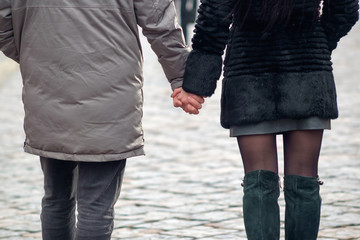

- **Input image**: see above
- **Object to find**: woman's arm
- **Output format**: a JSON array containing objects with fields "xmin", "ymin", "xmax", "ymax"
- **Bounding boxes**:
[
  {"xmin": 0, "ymin": 0, "xmax": 19, "ymax": 62},
  {"xmin": 321, "ymin": 0, "xmax": 359, "ymax": 52},
  {"xmin": 182, "ymin": 0, "xmax": 234, "ymax": 97}
]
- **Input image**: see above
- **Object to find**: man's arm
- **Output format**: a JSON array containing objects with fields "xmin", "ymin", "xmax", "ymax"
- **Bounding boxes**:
[
  {"xmin": 134, "ymin": 0, "xmax": 190, "ymax": 91},
  {"xmin": 0, "ymin": 0, "xmax": 19, "ymax": 62}
]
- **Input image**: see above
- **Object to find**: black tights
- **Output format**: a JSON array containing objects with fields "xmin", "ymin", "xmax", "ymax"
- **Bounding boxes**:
[{"xmin": 237, "ymin": 130, "xmax": 324, "ymax": 177}]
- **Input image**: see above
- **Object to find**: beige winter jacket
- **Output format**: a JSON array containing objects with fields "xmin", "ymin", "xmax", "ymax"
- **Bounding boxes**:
[{"xmin": 0, "ymin": 0, "xmax": 189, "ymax": 161}]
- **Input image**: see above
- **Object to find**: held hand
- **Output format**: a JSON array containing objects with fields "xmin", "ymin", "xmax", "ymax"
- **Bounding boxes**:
[
  {"xmin": 172, "ymin": 88, "xmax": 183, "ymax": 108},
  {"xmin": 172, "ymin": 87, "xmax": 205, "ymax": 114}
]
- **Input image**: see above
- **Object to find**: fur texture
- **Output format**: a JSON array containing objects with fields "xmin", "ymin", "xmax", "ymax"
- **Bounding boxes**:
[
  {"xmin": 322, "ymin": 0, "xmax": 360, "ymax": 52},
  {"xmin": 220, "ymin": 71, "xmax": 338, "ymax": 128},
  {"xmin": 183, "ymin": 0, "xmax": 358, "ymax": 128},
  {"xmin": 183, "ymin": 50, "xmax": 222, "ymax": 96}
]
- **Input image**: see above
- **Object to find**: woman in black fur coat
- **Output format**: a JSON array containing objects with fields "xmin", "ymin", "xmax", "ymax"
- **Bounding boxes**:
[{"xmin": 173, "ymin": 0, "xmax": 359, "ymax": 239}]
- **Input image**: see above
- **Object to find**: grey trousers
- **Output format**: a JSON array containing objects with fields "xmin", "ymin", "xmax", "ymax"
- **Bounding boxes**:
[{"xmin": 40, "ymin": 157, "xmax": 126, "ymax": 240}]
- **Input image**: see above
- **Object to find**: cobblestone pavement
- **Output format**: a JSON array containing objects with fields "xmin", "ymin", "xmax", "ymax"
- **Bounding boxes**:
[{"xmin": 1, "ymin": 24, "xmax": 360, "ymax": 239}]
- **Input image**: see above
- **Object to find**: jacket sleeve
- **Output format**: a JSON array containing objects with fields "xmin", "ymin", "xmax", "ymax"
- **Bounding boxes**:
[
  {"xmin": 321, "ymin": 0, "xmax": 359, "ymax": 52},
  {"xmin": 134, "ymin": 0, "xmax": 190, "ymax": 90},
  {"xmin": 0, "ymin": 0, "xmax": 19, "ymax": 62},
  {"xmin": 182, "ymin": 0, "xmax": 233, "ymax": 97}
]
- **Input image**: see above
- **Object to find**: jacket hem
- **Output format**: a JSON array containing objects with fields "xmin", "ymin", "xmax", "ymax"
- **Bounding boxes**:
[{"xmin": 24, "ymin": 145, "xmax": 145, "ymax": 162}]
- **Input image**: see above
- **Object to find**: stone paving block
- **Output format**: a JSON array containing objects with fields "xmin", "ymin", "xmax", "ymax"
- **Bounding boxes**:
[
  {"xmin": 0, "ymin": 229, "xmax": 22, "ymax": 239},
  {"xmin": 204, "ymin": 218, "xmax": 245, "ymax": 231},
  {"xmin": 114, "ymin": 204, "xmax": 157, "ymax": 216},
  {"xmin": 123, "ymin": 189, "xmax": 181, "ymax": 203},
  {"xmin": 323, "ymin": 191, "xmax": 360, "ymax": 205},
  {"xmin": 319, "ymin": 226, "xmax": 360, "ymax": 239},
  {"xmin": 10, "ymin": 238, "xmax": 41, "ymax": 240},
  {"xmin": 321, "ymin": 212, "xmax": 360, "ymax": 228},
  {"xmin": 1, "ymin": 217, "xmax": 39, "ymax": 233},
  {"xmin": 187, "ymin": 210, "xmax": 240, "ymax": 223},
  {"xmin": 133, "ymin": 218, "xmax": 205, "ymax": 231},
  {"xmin": 113, "ymin": 218, "xmax": 145, "ymax": 229},
  {"xmin": 21, "ymin": 232, "xmax": 42, "ymax": 239},
  {"xmin": 167, "ymin": 203, "xmax": 230, "ymax": 215},
  {"xmin": 111, "ymin": 228, "xmax": 144, "ymax": 239},
  {"xmin": 198, "ymin": 231, "xmax": 248, "ymax": 240},
  {"xmin": 164, "ymin": 225, "xmax": 239, "ymax": 239},
  {"xmin": 121, "ymin": 235, "xmax": 194, "ymax": 240}
]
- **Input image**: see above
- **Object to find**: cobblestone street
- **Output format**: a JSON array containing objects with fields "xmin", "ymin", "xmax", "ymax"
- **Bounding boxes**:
[{"xmin": 0, "ymin": 23, "xmax": 360, "ymax": 239}]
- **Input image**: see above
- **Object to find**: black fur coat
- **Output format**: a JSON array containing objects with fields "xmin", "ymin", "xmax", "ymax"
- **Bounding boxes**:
[{"xmin": 183, "ymin": 0, "xmax": 359, "ymax": 128}]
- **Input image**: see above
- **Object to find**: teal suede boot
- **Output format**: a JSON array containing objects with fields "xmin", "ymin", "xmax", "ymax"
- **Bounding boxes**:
[
  {"xmin": 284, "ymin": 175, "xmax": 322, "ymax": 240},
  {"xmin": 242, "ymin": 170, "xmax": 280, "ymax": 240}
]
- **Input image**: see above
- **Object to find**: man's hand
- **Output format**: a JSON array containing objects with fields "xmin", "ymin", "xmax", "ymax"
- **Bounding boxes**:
[{"xmin": 172, "ymin": 87, "xmax": 205, "ymax": 114}]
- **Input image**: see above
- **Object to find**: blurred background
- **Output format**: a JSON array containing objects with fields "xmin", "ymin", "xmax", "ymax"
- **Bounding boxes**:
[{"xmin": 0, "ymin": 1, "xmax": 359, "ymax": 239}]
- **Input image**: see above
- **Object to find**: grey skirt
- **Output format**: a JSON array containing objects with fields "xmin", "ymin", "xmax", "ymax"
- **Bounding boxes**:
[{"xmin": 230, "ymin": 117, "xmax": 331, "ymax": 137}]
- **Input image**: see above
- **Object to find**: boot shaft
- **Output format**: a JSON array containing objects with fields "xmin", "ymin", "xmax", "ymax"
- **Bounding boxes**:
[
  {"xmin": 243, "ymin": 170, "xmax": 280, "ymax": 240},
  {"xmin": 284, "ymin": 175, "xmax": 322, "ymax": 240}
]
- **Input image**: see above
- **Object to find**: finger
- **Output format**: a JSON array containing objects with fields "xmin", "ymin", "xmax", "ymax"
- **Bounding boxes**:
[
  {"xmin": 181, "ymin": 104, "xmax": 191, "ymax": 113},
  {"xmin": 171, "ymin": 88, "xmax": 182, "ymax": 98},
  {"xmin": 180, "ymin": 106, "xmax": 190, "ymax": 114},
  {"xmin": 187, "ymin": 97, "xmax": 202, "ymax": 110},
  {"xmin": 189, "ymin": 94, "xmax": 205, "ymax": 104},
  {"xmin": 173, "ymin": 99, "xmax": 183, "ymax": 107},
  {"xmin": 177, "ymin": 95, "xmax": 190, "ymax": 105},
  {"xmin": 185, "ymin": 104, "xmax": 200, "ymax": 115}
]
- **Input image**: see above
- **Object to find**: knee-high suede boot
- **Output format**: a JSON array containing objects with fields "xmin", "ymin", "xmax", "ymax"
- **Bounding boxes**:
[
  {"xmin": 284, "ymin": 175, "xmax": 322, "ymax": 240},
  {"xmin": 242, "ymin": 170, "xmax": 280, "ymax": 240}
]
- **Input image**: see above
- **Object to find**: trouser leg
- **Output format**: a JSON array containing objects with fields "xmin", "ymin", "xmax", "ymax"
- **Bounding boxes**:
[
  {"xmin": 75, "ymin": 159, "xmax": 127, "ymax": 240},
  {"xmin": 40, "ymin": 157, "xmax": 77, "ymax": 240}
]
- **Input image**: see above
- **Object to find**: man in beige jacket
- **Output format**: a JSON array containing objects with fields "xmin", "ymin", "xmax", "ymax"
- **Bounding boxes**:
[{"xmin": 0, "ymin": 0, "xmax": 203, "ymax": 239}]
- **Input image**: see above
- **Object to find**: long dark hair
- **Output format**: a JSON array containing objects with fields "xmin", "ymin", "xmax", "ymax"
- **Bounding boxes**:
[{"xmin": 232, "ymin": 0, "xmax": 321, "ymax": 31}]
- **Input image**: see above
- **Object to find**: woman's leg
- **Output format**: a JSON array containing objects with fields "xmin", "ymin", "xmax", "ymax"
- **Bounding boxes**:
[
  {"xmin": 283, "ymin": 130, "xmax": 324, "ymax": 240},
  {"xmin": 237, "ymin": 134, "xmax": 278, "ymax": 174},
  {"xmin": 283, "ymin": 129, "xmax": 323, "ymax": 177},
  {"xmin": 75, "ymin": 159, "xmax": 126, "ymax": 240},
  {"xmin": 237, "ymin": 134, "xmax": 280, "ymax": 240},
  {"xmin": 40, "ymin": 157, "xmax": 77, "ymax": 240}
]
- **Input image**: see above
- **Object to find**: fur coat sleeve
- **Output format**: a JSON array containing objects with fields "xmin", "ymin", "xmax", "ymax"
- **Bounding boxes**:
[
  {"xmin": 182, "ymin": 0, "xmax": 233, "ymax": 96},
  {"xmin": 0, "ymin": 0, "xmax": 19, "ymax": 62},
  {"xmin": 321, "ymin": 0, "xmax": 359, "ymax": 52}
]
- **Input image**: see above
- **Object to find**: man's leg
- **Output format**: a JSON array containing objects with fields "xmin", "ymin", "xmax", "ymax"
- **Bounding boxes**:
[
  {"xmin": 75, "ymin": 159, "xmax": 127, "ymax": 240},
  {"xmin": 40, "ymin": 157, "xmax": 77, "ymax": 240}
]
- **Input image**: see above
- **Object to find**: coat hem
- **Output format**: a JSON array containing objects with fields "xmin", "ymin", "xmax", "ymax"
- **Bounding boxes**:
[
  {"xmin": 220, "ymin": 70, "xmax": 339, "ymax": 129},
  {"xmin": 24, "ymin": 145, "xmax": 145, "ymax": 162}
]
